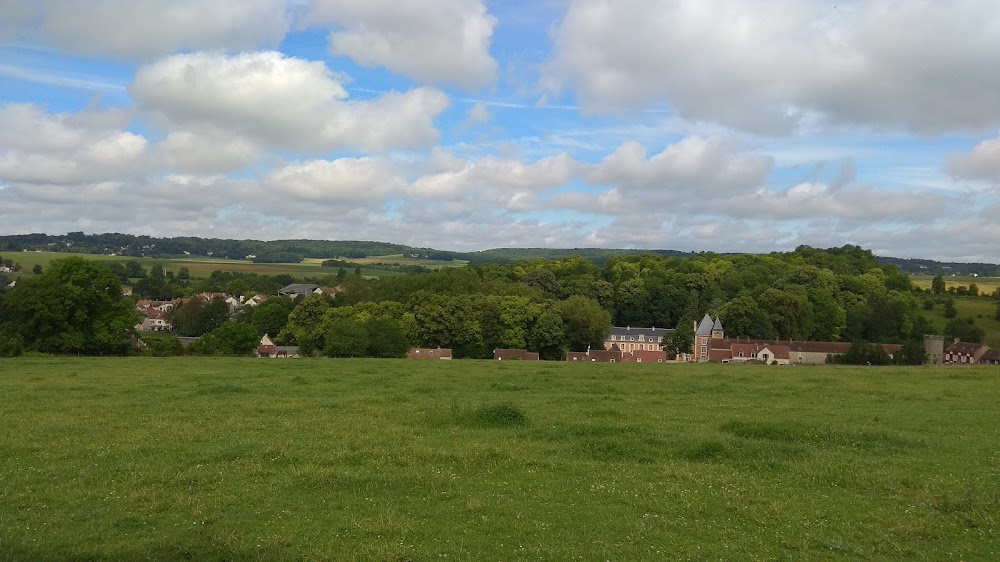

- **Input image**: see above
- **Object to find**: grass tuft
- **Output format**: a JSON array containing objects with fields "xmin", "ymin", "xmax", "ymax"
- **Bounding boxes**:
[{"xmin": 470, "ymin": 402, "xmax": 529, "ymax": 427}]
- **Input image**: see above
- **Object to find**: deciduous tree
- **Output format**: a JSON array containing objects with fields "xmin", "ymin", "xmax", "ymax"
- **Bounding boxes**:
[{"xmin": 0, "ymin": 257, "xmax": 137, "ymax": 354}]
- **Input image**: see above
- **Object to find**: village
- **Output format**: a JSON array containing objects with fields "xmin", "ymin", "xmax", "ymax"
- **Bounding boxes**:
[{"xmin": 133, "ymin": 284, "xmax": 998, "ymax": 366}]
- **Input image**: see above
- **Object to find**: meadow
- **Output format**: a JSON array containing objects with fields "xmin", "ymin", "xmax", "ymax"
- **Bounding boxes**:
[{"xmin": 1, "ymin": 359, "xmax": 998, "ymax": 560}]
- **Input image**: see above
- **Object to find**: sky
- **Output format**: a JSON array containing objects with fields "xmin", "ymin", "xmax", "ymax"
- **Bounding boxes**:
[{"xmin": 1, "ymin": 0, "xmax": 1000, "ymax": 261}]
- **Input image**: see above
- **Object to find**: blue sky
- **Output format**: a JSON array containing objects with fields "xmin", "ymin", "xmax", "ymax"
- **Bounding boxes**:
[{"xmin": 2, "ymin": 0, "xmax": 1000, "ymax": 261}]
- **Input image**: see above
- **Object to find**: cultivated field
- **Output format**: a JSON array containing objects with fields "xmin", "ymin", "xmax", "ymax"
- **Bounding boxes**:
[
  {"xmin": 1, "ymin": 252, "xmax": 398, "ymax": 280},
  {"xmin": 1, "ymin": 359, "xmax": 998, "ymax": 560},
  {"xmin": 912, "ymin": 274, "xmax": 1000, "ymax": 295}
]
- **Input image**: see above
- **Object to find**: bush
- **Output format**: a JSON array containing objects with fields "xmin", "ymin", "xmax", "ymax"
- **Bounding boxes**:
[{"xmin": 0, "ymin": 335, "xmax": 24, "ymax": 357}]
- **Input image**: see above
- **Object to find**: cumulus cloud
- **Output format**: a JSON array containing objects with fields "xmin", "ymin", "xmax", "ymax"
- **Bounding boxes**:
[
  {"xmin": 304, "ymin": 0, "xmax": 498, "ymax": 89},
  {"xmin": 160, "ymin": 129, "xmax": 260, "ymax": 174},
  {"xmin": 29, "ymin": 0, "xmax": 290, "ymax": 60},
  {"xmin": 265, "ymin": 158, "xmax": 406, "ymax": 203},
  {"xmin": 948, "ymin": 135, "xmax": 1000, "ymax": 183},
  {"xmin": 586, "ymin": 137, "xmax": 773, "ymax": 193},
  {"xmin": 130, "ymin": 51, "xmax": 450, "ymax": 154},
  {"xmin": 0, "ymin": 103, "xmax": 148, "ymax": 185},
  {"xmin": 410, "ymin": 151, "xmax": 576, "ymax": 206},
  {"xmin": 544, "ymin": 0, "xmax": 1000, "ymax": 134}
]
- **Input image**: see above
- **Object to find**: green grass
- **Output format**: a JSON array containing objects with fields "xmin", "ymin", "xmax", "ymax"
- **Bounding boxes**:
[
  {"xmin": 920, "ymin": 295, "xmax": 1000, "ymax": 348},
  {"xmin": 1, "ymin": 251, "xmax": 400, "ymax": 280},
  {"xmin": 1, "ymin": 359, "xmax": 999, "ymax": 560}
]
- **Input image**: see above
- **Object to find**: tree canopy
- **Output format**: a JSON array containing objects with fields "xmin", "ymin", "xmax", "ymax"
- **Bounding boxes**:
[{"xmin": 0, "ymin": 257, "xmax": 137, "ymax": 354}]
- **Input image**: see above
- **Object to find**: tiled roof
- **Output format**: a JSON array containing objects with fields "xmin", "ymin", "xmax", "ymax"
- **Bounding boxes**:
[
  {"xmin": 710, "ymin": 338, "xmax": 901, "ymax": 356},
  {"xmin": 946, "ymin": 341, "xmax": 987, "ymax": 355}
]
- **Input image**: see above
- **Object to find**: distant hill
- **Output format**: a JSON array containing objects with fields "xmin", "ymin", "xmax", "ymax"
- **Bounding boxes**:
[{"xmin": 1, "ymin": 232, "xmax": 997, "ymax": 274}]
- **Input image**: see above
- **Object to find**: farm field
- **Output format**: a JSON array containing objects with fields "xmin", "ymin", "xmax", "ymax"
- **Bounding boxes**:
[
  {"xmin": 912, "ymin": 274, "xmax": 1000, "ymax": 295},
  {"xmin": 1, "ymin": 359, "xmax": 998, "ymax": 560},
  {"xmin": 0, "ymin": 251, "xmax": 399, "ymax": 280}
]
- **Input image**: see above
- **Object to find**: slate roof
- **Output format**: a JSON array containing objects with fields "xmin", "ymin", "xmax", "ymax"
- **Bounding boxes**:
[
  {"xmin": 712, "ymin": 317, "xmax": 724, "ymax": 332},
  {"xmin": 609, "ymin": 325, "xmax": 674, "ymax": 341},
  {"xmin": 278, "ymin": 283, "xmax": 320, "ymax": 296},
  {"xmin": 695, "ymin": 314, "xmax": 715, "ymax": 336}
]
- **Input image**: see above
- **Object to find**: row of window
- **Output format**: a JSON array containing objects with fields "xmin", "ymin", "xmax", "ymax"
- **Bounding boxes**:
[{"xmin": 609, "ymin": 335, "xmax": 662, "ymax": 342}]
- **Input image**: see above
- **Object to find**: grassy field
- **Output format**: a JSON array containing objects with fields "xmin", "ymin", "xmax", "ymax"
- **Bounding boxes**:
[
  {"xmin": 1, "ymin": 359, "xmax": 998, "ymax": 560},
  {"xmin": 0, "ymin": 252, "xmax": 399, "ymax": 280},
  {"xmin": 919, "ymin": 295, "xmax": 1000, "ymax": 348}
]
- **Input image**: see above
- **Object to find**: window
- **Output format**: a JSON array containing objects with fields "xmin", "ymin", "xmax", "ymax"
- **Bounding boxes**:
[
  {"xmin": 639, "ymin": 336, "xmax": 644, "ymax": 341},
  {"xmin": 630, "ymin": 337, "xmax": 635, "ymax": 341}
]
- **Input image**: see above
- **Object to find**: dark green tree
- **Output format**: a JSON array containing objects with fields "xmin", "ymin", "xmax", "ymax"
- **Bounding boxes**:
[
  {"xmin": 365, "ymin": 318, "xmax": 410, "ymax": 358},
  {"xmin": 196, "ymin": 323, "xmax": 259, "ymax": 356},
  {"xmin": 324, "ymin": 318, "xmax": 368, "ymax": 357},
  {"xmin": 251, "ymin": 301, "xmax": 290, "ymax": 338},
  {"xmin": 0, "ymin": 257, "xmax": 137, "ymax": 354},
  {"xmin": 32, "ymin": 264, "xmax": 42, "ymax": 275},
  {"xmin": 522, "ymin": 269, "xmax": 560, "ymax": 297},
  {"xmin": 559, "ymin": 296, "xmax": 611, "ymax": 351},
  {"xmin": 125, "ymin": 260, "xmax": 146, "ymax": 279},
  {"xmin": 530, "ymin": 310, "xmax": 566, "ymax": 360},
  {"xmin": 894, "ymin": 338, "xmax": 927, "ymax": 365},
  {"xmin": 931, "ymin": 275, "xmax": 945, "ymax": 295},
  {"xmin": 944, "ymin": 317, "xmax": 985, "ymax": 343},
  {"xmin": 943, "ymin": 298, "xmax": 957, "ymax": 319}
]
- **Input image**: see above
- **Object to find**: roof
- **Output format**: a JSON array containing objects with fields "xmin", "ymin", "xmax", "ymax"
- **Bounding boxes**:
[
  {"xmin": 979, "ymin": 350, "xmax": 1000, "ymax": 363},
  {"xmin": 946, "ymin": 341, "xmax": 987, "ymax": 355},
  {"xmin": 609, "ymin": 325, "xmax": 675, "ymax": 339},
  {"xmin": 712, "ymin": 317, "xmax": 724, "ymax": 332},
  {"xmin": 494, "ymin": 349, "xmax": 540, "ymax": 360},
  {"xmin": 407, "ymin": 348, "xmax": 453, "ymax": 359},
  {"xmin": 279, "ymin": 283, "xmax": 320, "ymax": 295},
  {"xmin": 628, "ymin": 350, "xmax": 668, "ymax": 363},
  {"xmin": 710, "ymin": 338, "xmax": 901, "ymax": 356},
  {"xmin": 696, "ymin": 314, "xmax": 715, "ymax": 336}
]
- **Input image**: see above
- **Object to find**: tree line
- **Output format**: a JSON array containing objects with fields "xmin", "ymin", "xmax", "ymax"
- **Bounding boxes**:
[{"xmin": 2, "ymin": 245, "xmax": 997, "ymax": 359}]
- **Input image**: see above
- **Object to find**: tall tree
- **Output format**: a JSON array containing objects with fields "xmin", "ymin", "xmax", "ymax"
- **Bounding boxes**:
[
  {"xmin": 931, "ymin": 275, "xmax": 945, "ymax": 295},
  {"xmin": 559, "ymin": 296, "xmax": 611, "ymax": 351},
  {"xmin": 0, "ymin": 257, "xmax": 137, "ymax": 354}
]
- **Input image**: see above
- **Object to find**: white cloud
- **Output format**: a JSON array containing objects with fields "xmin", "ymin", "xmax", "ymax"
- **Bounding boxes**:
[
  {"xmin": 34, "ymin": 0, "xmax": 290, "ymax": 59},
  {"xmin": 948, "ymin": 135, "xmax": 1000, "ymax": 183},
  {"xmin": 0, "ymin": 104, "xmax": 148, "ymax": 185},
  {"xmin": 586, "ymin": 137, "xmax": 773, "ymax": 193},
  {"xmin": 544, "ymin": 0, "xmax": 1000, "ymax": 134},
  {"xmin": 265, "ymin": 158, "xmax": 406, "ymax": 203},
  {"xmin": 410, "ymin": 151, "xmax": 576, "ymax": 201},
  {"xmin": 160, "ymin": 129, "xmax": 260, "ymax": 174},
  {"xmin": 304, "ymin": 0, "xmax": 497, "ymax": 89},
  {"xmin": 130, "ymin": 51, "xmax": 450, "ymax": 154}
]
